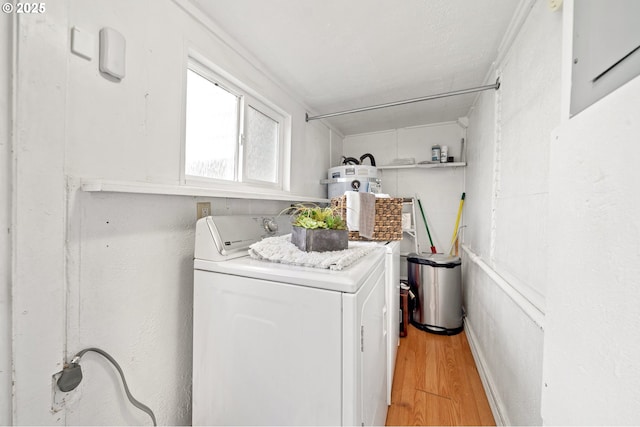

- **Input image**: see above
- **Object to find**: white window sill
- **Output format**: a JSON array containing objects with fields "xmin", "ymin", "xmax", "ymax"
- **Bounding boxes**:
[{"xmin": 79, "ymin": 178, "xmax": 329, "ymax": 203}]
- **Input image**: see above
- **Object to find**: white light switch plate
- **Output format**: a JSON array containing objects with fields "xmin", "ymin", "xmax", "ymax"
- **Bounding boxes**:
[
  {"xmin": 71, "ymin": 27, "xmax": 94, "ymax": 60},
  {"xmin": 99, "ymin": 27, "xmax": 126, "ymax": 79}
]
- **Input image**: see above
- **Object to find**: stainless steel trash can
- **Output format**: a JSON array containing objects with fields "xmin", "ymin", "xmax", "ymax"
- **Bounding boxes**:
[{"xmin": 408, "ymin": 253, "xmax": 463, "ymax": 335}]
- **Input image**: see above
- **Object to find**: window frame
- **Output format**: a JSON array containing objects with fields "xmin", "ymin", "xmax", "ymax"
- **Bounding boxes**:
[{"xmin": 182, "ymin": 55, "xmax": 290, "ymax": 192}]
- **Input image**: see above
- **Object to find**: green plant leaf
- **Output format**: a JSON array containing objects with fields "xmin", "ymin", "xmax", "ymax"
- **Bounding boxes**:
[{"xmin": 284, "ymin": 203, "xmax": 346, "ymax": 230}]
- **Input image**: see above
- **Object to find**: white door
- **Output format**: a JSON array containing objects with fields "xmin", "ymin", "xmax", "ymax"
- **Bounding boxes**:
[{"xmin": 193, "ymin": 270, "xmax": 343, "ymax": 426}]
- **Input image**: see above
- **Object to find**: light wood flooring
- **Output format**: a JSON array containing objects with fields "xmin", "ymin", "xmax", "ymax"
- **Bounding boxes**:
[{"xmin": 386, "ymin": 325, "xmax": 495, "ymax": 426}]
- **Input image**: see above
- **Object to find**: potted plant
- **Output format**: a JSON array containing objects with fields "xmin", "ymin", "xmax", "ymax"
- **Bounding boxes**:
[{"xmin": 284, "ymin": 204, "xmax": 348, "ymax": 252}]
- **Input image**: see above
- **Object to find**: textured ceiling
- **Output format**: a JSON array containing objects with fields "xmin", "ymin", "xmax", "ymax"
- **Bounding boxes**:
[{"xmin": 189, "ymin": 0, "xmax": 520, "ymax": 135}]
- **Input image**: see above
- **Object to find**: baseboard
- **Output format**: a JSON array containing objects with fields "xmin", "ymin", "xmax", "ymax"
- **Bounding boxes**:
[{"xmin": 464, "ymin": 319, "xmax": 510, "ymax": 426}]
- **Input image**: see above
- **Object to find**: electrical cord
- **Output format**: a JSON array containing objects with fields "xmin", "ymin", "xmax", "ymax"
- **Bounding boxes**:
[{"xmin": 62, "ymin": 347, "xmax": 157, "ymax": 426}]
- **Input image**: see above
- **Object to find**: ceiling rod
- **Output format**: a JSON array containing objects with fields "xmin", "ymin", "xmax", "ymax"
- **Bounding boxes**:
[{"xmin": 306, "ymin": 78, "xmax": 500, "ymax": 122}]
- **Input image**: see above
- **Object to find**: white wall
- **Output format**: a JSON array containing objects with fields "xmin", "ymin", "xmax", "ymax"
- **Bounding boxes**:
[
  {"xmin": 64, "ymin": 0, "xmax": 333, "ymax": 196},
  {"xmin": 343, "ymin": 122, "xmax": 466, "ymax": 258},
  {"xmin": 543, "ymin": 75, "xmax": 640, "ymax": 423},
  {"xmin": 541, "ymin": 1, "xmax": 640, "ymax": 422},
  {"xmin": 0, "ymin": 10, "xmax": 13, "ymax": 426},
  {"xmin": 10, "ymin": 0, "xmax": 338, "ymax": 424},
  {"xmin": 12, "ymin": 3, "xmax": 68, "ymax": 425},
  {"xmin": 461, "ymin": 1, "xmax": 562, "ymax": 424},
  {"xmin": 543, "ymin": 74, "xmax": 640, "ymax": 426}
]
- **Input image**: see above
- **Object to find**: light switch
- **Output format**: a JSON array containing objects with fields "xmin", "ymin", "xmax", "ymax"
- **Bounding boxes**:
[
  {"xmin": 71, "ymin": 27, "xmax": 94, "ymax": 60},
  {"xmin": 99, "ymin": 27, "xmax": 126, "ymax": 80}
]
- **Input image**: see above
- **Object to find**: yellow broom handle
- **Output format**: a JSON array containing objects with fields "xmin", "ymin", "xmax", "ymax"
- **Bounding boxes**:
[{"xmin": 450, "ymin": 193, "xmax": 466, "ymax": 253}]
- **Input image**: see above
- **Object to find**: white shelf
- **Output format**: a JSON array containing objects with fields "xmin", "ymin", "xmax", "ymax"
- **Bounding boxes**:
[
  {"xmin": 377, "ymin": 162, "xmax": 466, "ymax": 170},
  {"xmin": 79, "ymin": 179, "xmax": 329, "ymax": 203}
]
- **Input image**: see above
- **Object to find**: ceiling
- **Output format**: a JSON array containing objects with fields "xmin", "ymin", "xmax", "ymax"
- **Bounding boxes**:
[{"xmin": 189, "ymin": 0, "xmax": 521, "ymax": 135}]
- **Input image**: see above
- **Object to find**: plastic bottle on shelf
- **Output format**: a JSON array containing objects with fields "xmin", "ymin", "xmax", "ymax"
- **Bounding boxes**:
[
  {"xmin": 431, "ymin": 145, "xmax": 441, "ymax": 162},
  {"xmin": 440, "ymin": 145, "xmax": 448, "ymax": 163}
]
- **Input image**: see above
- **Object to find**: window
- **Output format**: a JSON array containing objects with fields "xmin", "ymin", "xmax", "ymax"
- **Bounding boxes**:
[
  {"xmin": 185, "ymin": 69, "xmax": 239, "ymax": 181},
  {"xmin": 184, "ymin": 58, "xmax": 288, "ymax": 189}
]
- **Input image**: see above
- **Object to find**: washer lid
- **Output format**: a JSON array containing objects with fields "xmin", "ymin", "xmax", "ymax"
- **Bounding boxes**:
[{"xmin": 407, "ymin": 253, "xmax": 461, "ymax": 268}]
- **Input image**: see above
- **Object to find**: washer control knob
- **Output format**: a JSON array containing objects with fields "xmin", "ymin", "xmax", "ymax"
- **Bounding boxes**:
[{"xmin": 263, "ymin": 218, "xmax": 278, "ymax": 233}]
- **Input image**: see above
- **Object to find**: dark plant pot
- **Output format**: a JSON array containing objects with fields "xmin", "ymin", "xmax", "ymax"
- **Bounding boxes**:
[{"xmin": 291, "ymin": 226, "xmax": 348, "ymax": 252}]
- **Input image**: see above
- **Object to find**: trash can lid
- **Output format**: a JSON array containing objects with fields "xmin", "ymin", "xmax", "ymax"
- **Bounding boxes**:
[{"xmin": 407, "ymin": 253, "xmax": 461, "ymax": 268}]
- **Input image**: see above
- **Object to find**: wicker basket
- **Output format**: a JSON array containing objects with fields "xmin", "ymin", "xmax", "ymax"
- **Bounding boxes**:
[{"xmin": 331, "ymin": 195, "xmax": 403, "ymax": 241}]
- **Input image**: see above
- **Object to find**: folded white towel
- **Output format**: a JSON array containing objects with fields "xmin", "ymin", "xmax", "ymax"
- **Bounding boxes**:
[
  {"xmin": 345, "ymin": 191, "xmax": 360, "ymax": 231},
  {"xmin": 248, "ymin": 234, "xmax": 376, "ymax": 271}
]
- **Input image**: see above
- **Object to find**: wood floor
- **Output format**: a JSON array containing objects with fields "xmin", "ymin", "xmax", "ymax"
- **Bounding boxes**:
[{"xmin": 386, "ymin": 325, "xmax": 495, "ymax": 426}]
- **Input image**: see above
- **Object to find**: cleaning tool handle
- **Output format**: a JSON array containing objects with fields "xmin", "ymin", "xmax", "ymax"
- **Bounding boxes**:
[
  {"xmin": 417, "ymin": 199, "xmax": 437, "ymax": 254},
  {"xmin": 449, "ymin": 192, "xmax": 466, "ymax": 255}
]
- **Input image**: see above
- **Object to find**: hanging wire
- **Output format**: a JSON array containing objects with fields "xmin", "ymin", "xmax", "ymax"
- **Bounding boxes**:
[{"xmin": 69, "ymin": 347, "xmax": 157, "ymax": 426}]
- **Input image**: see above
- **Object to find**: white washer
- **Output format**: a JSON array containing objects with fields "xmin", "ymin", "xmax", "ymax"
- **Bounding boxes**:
[{"xmin": 192, "ymin": 215, "xmax": 389, "ymax": 426}]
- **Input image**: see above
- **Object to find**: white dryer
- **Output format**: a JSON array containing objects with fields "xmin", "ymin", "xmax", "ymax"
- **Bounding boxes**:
[
  {"xmin": 379, "ymin": 241, "xmax": 400, "ymax": 404},
  {"xmin": 192, "ymin": 215, "xmax": 388, "ymax": 426}
]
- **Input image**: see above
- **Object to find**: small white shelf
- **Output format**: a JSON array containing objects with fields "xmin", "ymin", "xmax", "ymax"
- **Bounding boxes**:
[
  {"xmin": 377, "ymin": 162, "xmax": 466, "ymax": 170},
  {"xmin": 79, "ymin": 179, "xmax": 329, "ymax": 203}
]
